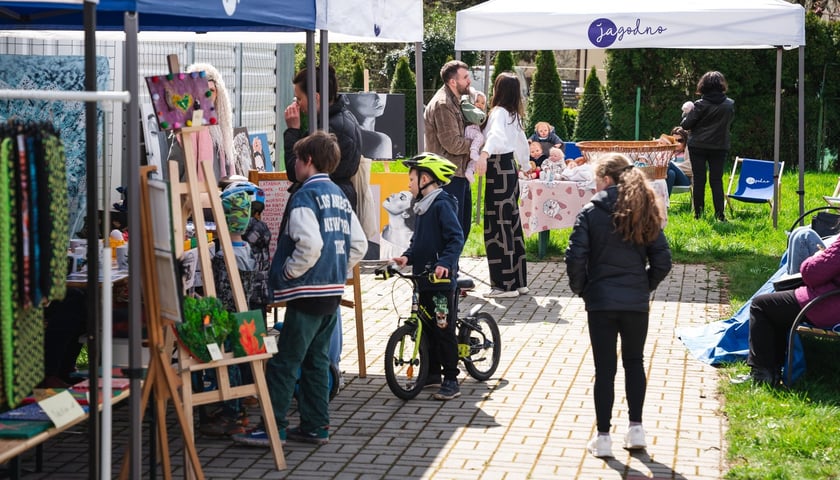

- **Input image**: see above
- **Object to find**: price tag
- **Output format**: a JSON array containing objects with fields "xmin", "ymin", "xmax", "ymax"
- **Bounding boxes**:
[
  {"xmin": 206, "ymin": 343, "xmax": 223, "ymax": 361},
  {"xmin": 264, "ymin": 335, "xmax": 278, "ymax": 354},
  {"xmin": 39, "ymin": 390, "xmax": 86, "ymax": 429}
]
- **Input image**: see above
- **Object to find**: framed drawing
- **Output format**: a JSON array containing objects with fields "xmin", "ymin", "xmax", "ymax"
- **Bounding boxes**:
[
  {"xmin": 147, "ymin": 179, "xmax": 175, "ymax": 253},
  {"xmin": 249, "ymin": 131, "xmax": 273, "ymax": 172},
  {"xmin": 232, "ymin": 126, "xmax": 253, "ymax": 176}
]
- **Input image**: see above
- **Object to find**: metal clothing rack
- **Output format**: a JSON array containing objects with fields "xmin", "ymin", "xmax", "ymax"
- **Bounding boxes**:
[{"xmin": 0, "ymin": 2, "xmax": 131, "ymax": 478}]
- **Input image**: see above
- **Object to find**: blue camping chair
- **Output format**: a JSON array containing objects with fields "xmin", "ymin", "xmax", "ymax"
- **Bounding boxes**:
[
  {"xmin": 725, "ymin": 157, "xmax": 784, "ymax": 215},
  {"xmin": 563, "ymin": 141, "xmax": 582, "ymax": 160}
]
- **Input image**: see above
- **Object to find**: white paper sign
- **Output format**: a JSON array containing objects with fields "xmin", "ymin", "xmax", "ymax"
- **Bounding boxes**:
[
  {"xmin": 39, "ymin": 390, "xmax": 86, "ymax": 429},
  {"xmin": 206, "ymin": 343, "xmax": 223, "ymax": 361},
  {"xmin": 264, "ymin": 335, "xmax": 278, "ymax": 354}
]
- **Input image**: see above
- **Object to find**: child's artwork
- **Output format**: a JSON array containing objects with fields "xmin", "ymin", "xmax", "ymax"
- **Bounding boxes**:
[
  {"xmin": 232, "ymin": 127, "xmax": 254, "ymax": 175},
  {"xmin": 232, "ymin": 310, "xmax": 268, "ymax": 357},
  {"xmin": 249, "ymin": 132, "xmax": 273, "ymax": 172},
  {"xmin": 145, "ymin": 71, "xmax": 217, "ymax": 130}
]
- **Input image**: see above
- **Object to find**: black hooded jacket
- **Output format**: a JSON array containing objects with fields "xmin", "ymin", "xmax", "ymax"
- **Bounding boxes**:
[
  {"xmin": 565, "ymin": 186, "xmax": 672, "ymax": 312},
  {"xmin": 284, "ymin": 94, "xmax": 363, "ymax": 210},
  {"xmin": 681, "ymin": 91, "xmax": 735, "ymax": 151}
]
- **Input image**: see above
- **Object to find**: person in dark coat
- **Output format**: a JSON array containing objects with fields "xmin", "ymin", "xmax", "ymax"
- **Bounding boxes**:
[
  {"xmin": 680, "ymin": 70, "xmax": 735, "ymax": 221},
  {"xmin": 282, "ymin": 65, "xmax": 363, "ymax": 212},
  {"xmin": 565, "ymin": 153, "xmax": 672, "ymax": 459}
]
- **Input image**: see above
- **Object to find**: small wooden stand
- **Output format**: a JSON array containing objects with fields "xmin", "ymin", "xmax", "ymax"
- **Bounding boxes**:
[{"xmin": 169, "ymin": 126, "xmax": 286, "ymax": 476}]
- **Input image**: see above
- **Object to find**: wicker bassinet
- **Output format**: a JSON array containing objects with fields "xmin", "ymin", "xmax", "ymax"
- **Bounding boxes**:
[{"xmin": 576, "ymin": 140, "xmax": 677, "ymax": 180}]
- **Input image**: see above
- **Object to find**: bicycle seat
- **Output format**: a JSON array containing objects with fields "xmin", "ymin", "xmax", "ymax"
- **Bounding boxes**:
[{"xmin": 457, "ymin": 277, "xmax": 475, "ymax": 290}]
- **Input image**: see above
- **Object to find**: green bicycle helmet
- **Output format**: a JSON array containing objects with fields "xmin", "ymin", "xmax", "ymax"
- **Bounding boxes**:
[{"xmin": 402, "ymin": 152, "xmax": 457, "ymax": 185}]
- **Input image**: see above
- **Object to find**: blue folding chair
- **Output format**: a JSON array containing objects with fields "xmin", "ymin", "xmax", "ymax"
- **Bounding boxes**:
[
  {"xmin": 563, "ymin": 141, "xmax": 582, "ymax": 160},
  {"xmin": 725, "ymin": 157, "xmax": 784, "ymax": 215}
]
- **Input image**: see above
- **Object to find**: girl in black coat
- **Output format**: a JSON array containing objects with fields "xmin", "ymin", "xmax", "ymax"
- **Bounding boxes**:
[{"xmin": 565, "ymin": 153, "xmax": 672, "ymax": 458}]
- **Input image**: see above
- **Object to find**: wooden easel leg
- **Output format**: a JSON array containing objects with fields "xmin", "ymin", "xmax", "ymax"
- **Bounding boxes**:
[
  {"xmin": 352, "ymin": 264, "xmax": 366, "ymax": 378},
  {"xmin": 251, "ymin": 359, "xmax": 286, "ymax": 470}
]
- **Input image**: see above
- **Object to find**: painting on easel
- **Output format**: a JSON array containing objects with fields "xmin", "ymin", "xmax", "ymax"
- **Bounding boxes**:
[{"xmin": 145, "ymin": 71, "xmax": 218, "ymax": 130}]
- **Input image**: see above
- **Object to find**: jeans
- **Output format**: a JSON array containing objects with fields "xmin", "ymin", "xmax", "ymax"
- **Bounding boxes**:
[
  {"xmin": 786, "ymin": 226, "xmax": 826, "ymax": 274},
  {"xmin": 666, "ymin": 162, "xmax": 691, "ymax": 195},
  {"xmin": 588, "ymin": 311, "xmax": 648, "ymax": 433}
]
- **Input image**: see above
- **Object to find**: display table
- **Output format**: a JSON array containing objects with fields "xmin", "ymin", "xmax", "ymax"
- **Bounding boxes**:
[{"xmin": 518, "ymin": 178, "xmax": 668, "ymax": 257}]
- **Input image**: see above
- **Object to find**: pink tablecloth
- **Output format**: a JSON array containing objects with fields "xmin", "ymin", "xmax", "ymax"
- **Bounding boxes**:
[
  {"xmin": 518, "ymin": 179, "xmax": 668, "ymax": 237},
  {"xmin": 518, "ymin": 180, "xmax": 595, "ymax": 237}
]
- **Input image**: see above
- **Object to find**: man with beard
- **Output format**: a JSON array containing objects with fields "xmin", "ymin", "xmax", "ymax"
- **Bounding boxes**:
[{"xmin": 424, "ymin": 60, "xmax": 482, "ymax": 237}]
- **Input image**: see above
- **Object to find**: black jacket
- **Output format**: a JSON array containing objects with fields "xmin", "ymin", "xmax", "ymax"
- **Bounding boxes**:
[
  {"xmin": 284, "ymin": 94, "xmax": 363, "ymax": 210},
  {"xmin": 565, "ymin": 186, "xmax": 672, "ymax": 312},
  {"xmin": 402, "ymin": 190, "xmax": 464, "ymax": 292},
  {"xmin": 681, "ymin": 91, "xmax": 735, "ymax": 151}
]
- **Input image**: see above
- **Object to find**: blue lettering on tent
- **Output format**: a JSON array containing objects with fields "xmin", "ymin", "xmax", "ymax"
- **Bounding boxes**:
[{"xmin": 588, "ymin": 18, "xmax": 667, "ymax": 48}]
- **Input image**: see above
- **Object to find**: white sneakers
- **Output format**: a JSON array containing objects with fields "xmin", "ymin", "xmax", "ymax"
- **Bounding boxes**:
[
  {"xmin": 517, "ymin": 286, "xmax": 530, "ymax": 295},
  {"xmin": 588, "ymin": 426, "xmax": 647, "ymax": 458},
  {"xmin": 484, "ymin": 288, "xmax": 519, "ymax": 298},
  {"xmin": 587, "ymin": 435, "xmax": 613, "ymax": 458},
  {"xmin": 624, "ymin": 425, "xmax": 647, "ymax": 450}
]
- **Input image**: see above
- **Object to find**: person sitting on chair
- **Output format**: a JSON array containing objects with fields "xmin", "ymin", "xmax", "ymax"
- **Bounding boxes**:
[{"xmin": 733, "ymin": 234, "xmax": 840, "ymax": 386}]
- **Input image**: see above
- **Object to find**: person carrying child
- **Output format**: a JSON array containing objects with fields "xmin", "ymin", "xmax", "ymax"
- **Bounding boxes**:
[
  {"xmin": 391, "ymin": 152, "xmax": 465, "ymax": 401},
  {"xmin": 460, "ymin": 88, "xmax": 486, "ymax": 183},
  {"xmin": 256, "ymin": 131, "xmax": 366, "ymax": 446}
]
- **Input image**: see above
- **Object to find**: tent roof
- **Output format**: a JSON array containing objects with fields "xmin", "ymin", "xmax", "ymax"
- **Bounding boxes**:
[
  {"xmin": 455, "ymin": 0, "xmax": 805, "ymax": 51},
  {"xmin": 0, "ymin": 0, "xmax": 423, "ymax": 41},
  {"xmin": 0, "ymin": 0, "xmax": 317, "ymax": 31}
]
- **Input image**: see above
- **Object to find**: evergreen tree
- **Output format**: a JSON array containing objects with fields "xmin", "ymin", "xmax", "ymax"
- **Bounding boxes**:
[
  {"xmin": 351, "ymin": 58, "xmax": 365, "ymax": 91},
  {"xmin": 574, "ymin": 66, "xmax": 607, "ymax": 141},
  {"xmin": 390, "ymin": 57, "xmax": 418, "ymax": 157},
  {"xmin": 525, "ymin": 50, "xmax": 567, "ymax": 141},
  {"xmin": 491, "ymin": 51, "xmax": 515, "ymax": 97}
]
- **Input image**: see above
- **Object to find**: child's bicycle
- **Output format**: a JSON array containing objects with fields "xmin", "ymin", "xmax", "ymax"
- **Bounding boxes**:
[{"xmin": 375, "ymin": 264, "xmax": 501, "ymax": 400}]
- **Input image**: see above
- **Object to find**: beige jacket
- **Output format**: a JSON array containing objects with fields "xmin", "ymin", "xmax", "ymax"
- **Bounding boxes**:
[{"xmin": 423, "ymin": 86, "xmax": 472, "ymax": 176}]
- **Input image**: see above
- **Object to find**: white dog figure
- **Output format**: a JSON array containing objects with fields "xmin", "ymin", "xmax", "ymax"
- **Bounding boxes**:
[{"xmin": 379, "ymin": 191, "xmax": 415, "ymax": 260}]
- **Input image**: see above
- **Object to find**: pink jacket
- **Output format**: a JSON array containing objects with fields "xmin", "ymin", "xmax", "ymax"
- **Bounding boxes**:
[{"xmin": 795, "ymin": 239, "xmax": 840, "ymax": 327}]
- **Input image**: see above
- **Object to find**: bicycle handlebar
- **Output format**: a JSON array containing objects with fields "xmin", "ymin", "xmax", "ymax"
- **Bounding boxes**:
[{"xmin": 374, "ymin": 263, "xmax": 451, "ymax": 284}]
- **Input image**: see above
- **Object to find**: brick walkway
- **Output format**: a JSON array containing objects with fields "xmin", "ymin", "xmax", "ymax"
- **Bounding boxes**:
[{"xmin": 9, "ymin": 258, "xmax": 728, "ymax": 479}]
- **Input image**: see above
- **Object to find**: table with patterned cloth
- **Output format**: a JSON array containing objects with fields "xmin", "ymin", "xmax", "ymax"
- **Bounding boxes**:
[{"xmin": 518, "ymin": 179, "xmax": 668, "ymax": 257}]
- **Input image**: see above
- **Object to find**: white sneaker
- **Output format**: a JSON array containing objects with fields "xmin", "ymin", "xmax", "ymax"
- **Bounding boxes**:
[
  {"xmin": 517, "ymin": 287, "xmax": 530, "ymax": 295},
  {"xmin": 624, "ymin": 425, "xmax": 647, "ymax": 450},
  {"xmin": 484, "ymin": 288, "xmax": 519, "ymax": 298},
  {"xmin": 587, "ymin": 434, "xmax": 613, "ymax": 458}
]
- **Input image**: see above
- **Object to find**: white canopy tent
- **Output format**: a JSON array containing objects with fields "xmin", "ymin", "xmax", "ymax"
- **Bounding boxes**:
[{"xmin": 455, "ymin": 0, "xmax": 807, "ymax": 226}]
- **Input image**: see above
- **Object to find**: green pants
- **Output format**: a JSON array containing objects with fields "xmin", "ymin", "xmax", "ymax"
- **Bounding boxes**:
[{"xmin": 265, "ymin": 306, "xmax": 337, "ymax": 431}]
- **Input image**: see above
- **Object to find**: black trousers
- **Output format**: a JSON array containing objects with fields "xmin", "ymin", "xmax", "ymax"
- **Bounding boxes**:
[
  {"xmin": 419, "ymin": 290, "xmax": 460, "ymax": 382},
  {"xmin": 442, "ymin": 176, "xmax": 471, "ymax": 240},
  {"xmin": 689, "ymin": 146, "xmax": 727, "ymax": 217},
  {"xmin": 748, "ymin": 290, "xmax": 802, "ymax": 372},
  {"xmin": 588, "ymin": 311, "xmax": 649, "ymax": 433}
]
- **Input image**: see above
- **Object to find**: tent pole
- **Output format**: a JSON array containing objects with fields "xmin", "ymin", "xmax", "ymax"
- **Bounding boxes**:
[
  {"xmin": 415, "ymin": 42, "xmax": 425, "ymax": 153},
  {"xmin": 320, "ymin": 30, "xmax": 329, "ymax": 133},
  {"xmin": 483, "ymin": 51, "xmax": 491, "ymax": 97},
  {"xmin": 773, "ymin": 47, "xmax": 782, "ymax": 229},
  {"xmin": 798, "ymin": 45, "xmax": 805, "ymax": 220},
  {"xmin": 306, "ymin": 31, "xmax": 316, "ymax": 133},
  {"xmin": 84, "ymin": 2, "xmax": 100, "ymax": 478},
  {"xmin": 124, "ymin": 11, "xmax": 142, "ymax": 480}
]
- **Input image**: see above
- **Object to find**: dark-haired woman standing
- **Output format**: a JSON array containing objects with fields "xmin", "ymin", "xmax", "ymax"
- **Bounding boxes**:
[
  {"xmin": 681, "ymin": 70, "xmax": 735, "ymax": 221},
  {"xmin": 475, "ymin": 72, "xmax": 530, "ymax": 298}
]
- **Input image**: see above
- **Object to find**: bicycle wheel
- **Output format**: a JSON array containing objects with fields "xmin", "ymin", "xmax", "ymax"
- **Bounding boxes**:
[
  {"xmin": 384, "ymin": 323, "xmax": 428, "ymax": 400},
  {"xmin": 460, "ymin": 312, "xmax": 501, "ymax": 381}
]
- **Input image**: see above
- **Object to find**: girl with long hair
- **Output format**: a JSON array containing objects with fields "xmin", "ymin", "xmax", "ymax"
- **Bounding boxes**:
[{"xmin": 565, "ymin": 153, "xmax": 672, "ymax": 458}]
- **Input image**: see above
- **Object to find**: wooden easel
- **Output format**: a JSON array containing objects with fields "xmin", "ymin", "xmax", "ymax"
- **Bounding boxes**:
[
  {"xmin": 168, "ymin": 126, "xmax": 285, "ymax": 476},
  {"xmin": 119, "ymin": 165, "xmax": 204, "ymax": 480},
  {"xmin": 248, "ymin": 171, "xmax": 368, "ymax": 378}
]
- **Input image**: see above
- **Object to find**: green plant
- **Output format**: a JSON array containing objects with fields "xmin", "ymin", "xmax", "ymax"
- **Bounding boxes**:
[
  {"xmin": 351, "ymin": 58, "xmax": 365, "ymax": 91},
  {"xmin": 574, "ymin": 66, "xmax": 607, "ymax": 141},
  {"xmin": 525, "ymin": 51, "xmax": 567, "ymax": 140},
  {"xmin": 491, "ymin": 51, "xmax": 515, "ymax": 97},
  {"xmin": 176, "ymin": 296, "xmax": 235, "ymax": 362},
  {"xmin": 562, "ymin": 107, "xmax": 578, "ymax": 142},
  {"xmin": 390, "ymin": 57, "xmax": 418, "ymax": 157}
]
